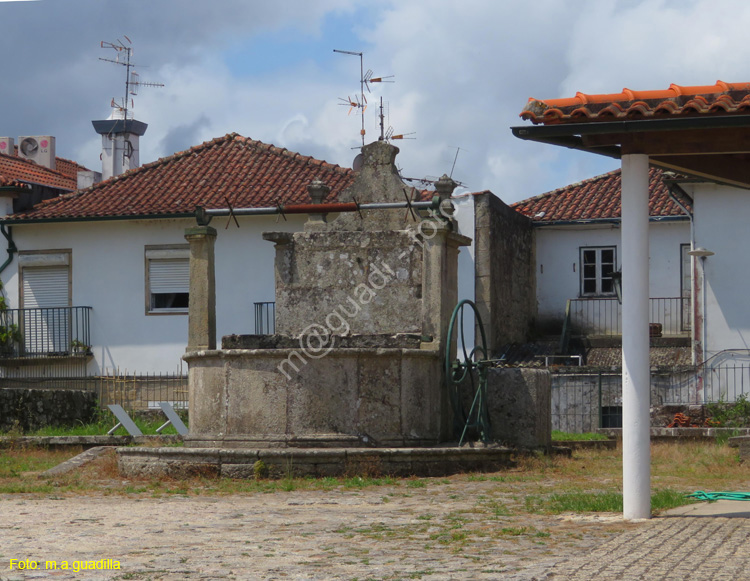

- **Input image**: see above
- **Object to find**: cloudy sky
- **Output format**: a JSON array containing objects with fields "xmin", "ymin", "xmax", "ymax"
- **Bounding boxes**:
[{"xmin": 1, "ymin": 0, "xmax": 748, "ymax": 203}]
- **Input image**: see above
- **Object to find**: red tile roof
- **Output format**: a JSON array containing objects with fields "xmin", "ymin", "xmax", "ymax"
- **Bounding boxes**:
[
  {"xmin": 8, "ymin": 134, "xmax": 357, "ymax": 222},
  {"xmin": 520, "ymin": 81, "xmax": 750, "ymax": 125},
  {"xmin": 0, "ymin": 174, "xmax": 30, "ymax": 189},
  {"xmin": 512, "ymin": 168, "xmax": 691, "ymax": 223},
  {"xmin": 0, "ymin": 153, "xmax": 78, "ymax": 191}
]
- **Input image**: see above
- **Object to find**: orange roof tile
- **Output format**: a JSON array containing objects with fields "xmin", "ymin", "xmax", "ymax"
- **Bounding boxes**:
[
  {"xmin": 512, "ymin": 168, "xmax": 690, "ymax": 223},
  {"xmin": 0, "ymin": 153, "xmax": 78, "ymax": 191},
  {"xmin": 7, "ymin": 134, "xmax": 357, "ymax": 221},
  {"xmin": 520, "ymin": 81, "xmax": 750, "ymax": 125}
]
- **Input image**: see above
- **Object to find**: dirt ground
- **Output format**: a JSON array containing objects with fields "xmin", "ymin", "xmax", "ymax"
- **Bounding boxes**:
[{"xmin": 0, "ymin": 474, "xmax": 636, "ymax": 581}]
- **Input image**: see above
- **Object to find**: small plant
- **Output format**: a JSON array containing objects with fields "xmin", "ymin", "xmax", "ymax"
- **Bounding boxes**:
[
  {"xmin": 253, "ymin": 460, "xmax": 269, "ymax": 480},
  {"xmin": 706, "ymin": 394, "xmax": 750, "ymax": 428},
  {"xmin": 70, "ymin": 339, "xmax": 90, "ymax": 354},
  {"xmin": 0, "ymin": 281, "xmax": 21, "ymax": 355},
  {"xmin": 0, "ymin": 322, "xmax": 21, "ymax": 352}
]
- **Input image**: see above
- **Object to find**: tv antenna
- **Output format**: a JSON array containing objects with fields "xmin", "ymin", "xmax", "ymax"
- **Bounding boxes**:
[
  {"xmin": 378, "ymin": 97, "xmax": 415, "ymax": 142},
  {"xmin": 334, "ymin": 49, "xmax": 393, "ymax": 147},
  {"xmin": 100, "ymin": 37, "xmax": 164, "ymax": 120}
]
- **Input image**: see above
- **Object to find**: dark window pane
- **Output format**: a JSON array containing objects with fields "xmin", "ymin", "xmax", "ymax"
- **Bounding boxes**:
[
  {"xmin": 583, "ymin": 250, "xmax": 596, "ymax": 264},
  {"xmin": 584, "ymin": 265, "xmax": 596, "ymax": 278},
  {"xmin": 583, "ymin": 280, "xmax": 596, "ymax": 294},
  {"xmin": 601, "ymin": 263, "xmax": 614, "ymax": 276},
  {"xmin": 152, "ymin": 292, "xmax": 189, "ymax": 310},
  {"xmin": 601, "ymin": 279, "xmax": 614, "ymax": 293},
  {"xmin": 601, "ymin": 249, "xmax": 614, "ymax": 263}
]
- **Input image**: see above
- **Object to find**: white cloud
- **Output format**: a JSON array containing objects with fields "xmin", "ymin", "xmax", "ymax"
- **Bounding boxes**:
[{"xmin": 6, "ymin": 0, "xmax": 750, "ymax": 204}]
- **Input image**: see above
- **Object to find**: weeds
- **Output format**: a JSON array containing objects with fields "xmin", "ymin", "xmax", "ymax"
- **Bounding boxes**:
[{"xmin": 706, "ymin": 394, "xmax": 750, "ymax": 427}]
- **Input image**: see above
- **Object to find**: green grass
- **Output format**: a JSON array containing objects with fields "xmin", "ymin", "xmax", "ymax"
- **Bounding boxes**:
[
  {"xmin": 11, "ymin": 415, "xmax": 184, "ymax": 437},
  {"xmin": 524, "ymin": 488, "xmax": 697, "ymax": 514},
  {"xmin": 552, "ymin": 430, "xmax": 610, "ymax": 441}
]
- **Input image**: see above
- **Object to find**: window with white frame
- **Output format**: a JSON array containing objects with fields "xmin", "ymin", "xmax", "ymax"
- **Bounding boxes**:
[
  {"xmin": 145, "ymin": 246, "xmax": 189, "ymax": 314},
  {"xmin": 580, "ymin": 246, "xmax": 616, "ymax": 297}
]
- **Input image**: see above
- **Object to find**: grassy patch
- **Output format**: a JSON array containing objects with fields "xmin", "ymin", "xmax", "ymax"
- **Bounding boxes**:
[
  {"xmin": 22, "ymin": 415, "xmax": 182, "ymax": 437},
  {"xmin": 552, "ymin": 430, "xmax": 610, "ymax": 441},
  {"xmin": 525, "ymin": 488, "xmax": 696, "ymax": 514}
]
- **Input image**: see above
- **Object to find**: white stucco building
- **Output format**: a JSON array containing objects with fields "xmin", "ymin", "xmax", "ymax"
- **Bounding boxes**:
[
  {"xmin": 0, "ymin": 134, "xmax": 353, "ymax": 381},
  {"xmin": 513, "ymin": 168, "xmax": 692, "ymax": 341}
]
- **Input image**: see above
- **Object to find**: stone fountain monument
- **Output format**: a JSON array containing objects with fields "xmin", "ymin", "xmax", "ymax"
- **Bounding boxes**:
[{"xmin": 118, "ymin": 141, "xmax": 543, "ymax": 478}]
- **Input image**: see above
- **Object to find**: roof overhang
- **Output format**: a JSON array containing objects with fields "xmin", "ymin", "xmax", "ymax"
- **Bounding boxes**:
[{"xmin": 511, "ymin": 114, "xmax": 750, "ymax": 189}]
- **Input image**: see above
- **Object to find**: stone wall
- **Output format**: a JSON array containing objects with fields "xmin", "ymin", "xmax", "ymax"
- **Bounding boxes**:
[
  {"xmin": 267, "ymin": 230, "xmax": 423, "ymax": 336},
  {"xmin": 0, "ymin": 388, "xmax": 98, "ymax": 432},
  {"xmin": 184, "ymin": 347, "xmax": 448, "ymax": 448},
  {"xmin": 473, "ymin": 193, "xmax": 535, "ymax": 354}
]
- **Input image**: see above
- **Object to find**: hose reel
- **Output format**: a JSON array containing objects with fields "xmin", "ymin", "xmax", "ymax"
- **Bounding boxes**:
[{"xmin": 444, "ymin": 299, "xmax": 493, "ymax": 446}]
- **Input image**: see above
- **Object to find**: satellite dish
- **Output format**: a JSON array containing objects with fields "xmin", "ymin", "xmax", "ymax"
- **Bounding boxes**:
[
  {"xmin": 352, "ymin": 153, "xmax": 364, "ymax": 171},
  {"xmin": 20, "ymin": 137, "xmax": 39, "ymax": 156}
]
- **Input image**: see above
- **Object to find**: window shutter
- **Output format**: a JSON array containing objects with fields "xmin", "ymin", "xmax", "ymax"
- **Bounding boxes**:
[
  {"xmin": 22, "ymin": 266, "xmax": 70, "ymax": 308},
  {"xmin": 149, "ymin": 259, "xmax": 189, "ymax": 294}
]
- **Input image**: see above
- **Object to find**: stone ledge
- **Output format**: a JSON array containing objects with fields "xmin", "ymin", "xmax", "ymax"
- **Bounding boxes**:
[
  {"xmin": 552, "ymin": 439, "xmax": 617, "ymax": 450},
  {"xmin": 117, "ymin": 445, "xmax": 516, "ymax": 479},
  {"xmin": 598, "ymin": 427, "xmax": 750, "ymax": 440}
]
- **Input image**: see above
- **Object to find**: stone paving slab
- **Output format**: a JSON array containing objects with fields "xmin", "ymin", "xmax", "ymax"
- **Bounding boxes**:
[
  {"xmin": 0, "ymin": 491, "xmax": 747, "ymax": 580},
  {"xmin": 549, "ymin": 517, "xmax": 750, "ymax": 580}
]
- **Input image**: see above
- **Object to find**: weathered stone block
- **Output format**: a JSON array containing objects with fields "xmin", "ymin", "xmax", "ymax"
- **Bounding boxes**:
[{"xmin": 485, "ymin": 368, "xmax": 551, "ymax": 449}]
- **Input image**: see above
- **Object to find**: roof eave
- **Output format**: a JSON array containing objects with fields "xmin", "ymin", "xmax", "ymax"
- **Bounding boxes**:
[
  {"xmin": 530, "ymin": 215, "xmax": 690, "ymax": 227},
  {"xmin": 0, "ymin": 212, "xmax": 196, "ymax": 226},
  {"xmin": 511, "ymin": 113, "xmax": 750, "ymax": 141}
]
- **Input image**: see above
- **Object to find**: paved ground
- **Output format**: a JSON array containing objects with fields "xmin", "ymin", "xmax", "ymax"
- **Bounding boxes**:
[{"xmin": 1, "ymin": 486, "xmax": 749, "ymax": 580}]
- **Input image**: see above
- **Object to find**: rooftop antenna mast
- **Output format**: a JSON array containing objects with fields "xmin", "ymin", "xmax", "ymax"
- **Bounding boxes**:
[
  {"xmin": 380, "ymin": 97, "xmax": 416, "ymax": 142},
  {"xmin": 334, "ymin": 49, "xmax": 393, "ymax": 147},
  {"xmin": 100, "ymin": 36, "xmax": 164, "ymax": 120}
]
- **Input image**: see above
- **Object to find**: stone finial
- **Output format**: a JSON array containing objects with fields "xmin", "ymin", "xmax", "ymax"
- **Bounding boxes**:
[
  {"xmin": 434, "ymin": 174, "xmax": 457, "ymax": 201},
  {"xmin": 306, "ymin": 179, "xmax": 330, "ymax": 227},
  {"xmin": 307, "ymin": 179, "xmax": 330, "ymax": 205}
]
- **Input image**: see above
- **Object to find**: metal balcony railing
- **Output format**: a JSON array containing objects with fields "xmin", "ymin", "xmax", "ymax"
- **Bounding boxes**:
[
  {"xmin": 566, "ymin": 297, "xmax": 690, "ymax": 338},
  {"xmin": 254, "ymin": 302, "xmax": 275, "ymax": 335},
  {"xmin": 0, "ymin": 307, "xmax": 92, "ymax": 359}
]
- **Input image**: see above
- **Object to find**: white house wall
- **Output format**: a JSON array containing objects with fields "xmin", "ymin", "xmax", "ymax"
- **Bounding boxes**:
[
  {"xmin": 535, "ymin": 221, "xmax": 690, "ymax": 331},
  {"xmin": 4, "ymin": 215, "xmax": 305, "ymax": 375},
  {"xmin": 692, "ymin": 184, "xmax": 750, "ymax": 361}
]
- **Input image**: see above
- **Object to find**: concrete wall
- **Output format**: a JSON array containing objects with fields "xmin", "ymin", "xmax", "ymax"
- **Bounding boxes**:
[
  {"xmin": 472, "ymin": 192, "xmax": 535, "ymax": 353},
  {"xmin": 535, "ymin": 220, "xmax": 690, "ymax": 333},
  {"xmin": 0, "ymin": 388, "xmax": 98, "ymax": 432},
  {"xmin": 692, "ymin": 183, "xmax": 750, "ymax": 360},
  {"xmin": 4, "ymin": 215, "xmax": 305, "ymax": 375}
]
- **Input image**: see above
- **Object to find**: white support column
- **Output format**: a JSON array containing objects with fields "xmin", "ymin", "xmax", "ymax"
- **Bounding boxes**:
[{"xmin": 621, "ymin": 154, "xmax": 651, "ymax": 520}]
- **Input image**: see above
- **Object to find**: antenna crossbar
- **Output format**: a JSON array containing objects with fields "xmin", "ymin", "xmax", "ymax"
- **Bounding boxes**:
[{"xmin": 100, "ymin": 37, "xmax": 164, "ymax": 120}]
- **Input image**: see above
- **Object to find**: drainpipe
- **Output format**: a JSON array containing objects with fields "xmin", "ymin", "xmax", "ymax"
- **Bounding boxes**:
[
  {"xmin": 0, "ymin": 224, "xmax": 17, "ymax": 276},
  {"xmin": 666, "ymin": 182, "xmax": 696, "ymax": 364}
]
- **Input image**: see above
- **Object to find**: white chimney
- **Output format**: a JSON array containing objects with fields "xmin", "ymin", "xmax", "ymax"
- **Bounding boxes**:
[{"xmin": 92, "ymin": 109, "xmax": 148, "ymax": 180}]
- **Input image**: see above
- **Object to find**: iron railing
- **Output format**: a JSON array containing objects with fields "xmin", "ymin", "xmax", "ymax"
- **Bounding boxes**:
[
  {"xmin": 551, "ymin": 362, "xmax": 750, "ymax": 433},
  {"xmin": 0, "ymin": 307, "xmax": 92, "ymax": 358},
  {"xmin": 566, "ymin": 297, "xmax": 689, "ymax": 338},
  {"xmin": 92, "ymin": 371, "xmax": 189, "ymax": 412},
  {"xmin": 254, "ymin": 301, "xmax": 275, "ymax": 335}
]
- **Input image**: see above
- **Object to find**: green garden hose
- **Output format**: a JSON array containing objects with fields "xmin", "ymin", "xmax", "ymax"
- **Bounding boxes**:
[{"xmin": 687, "ymin": 491, "xmax": 750, "ymax": 502}]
